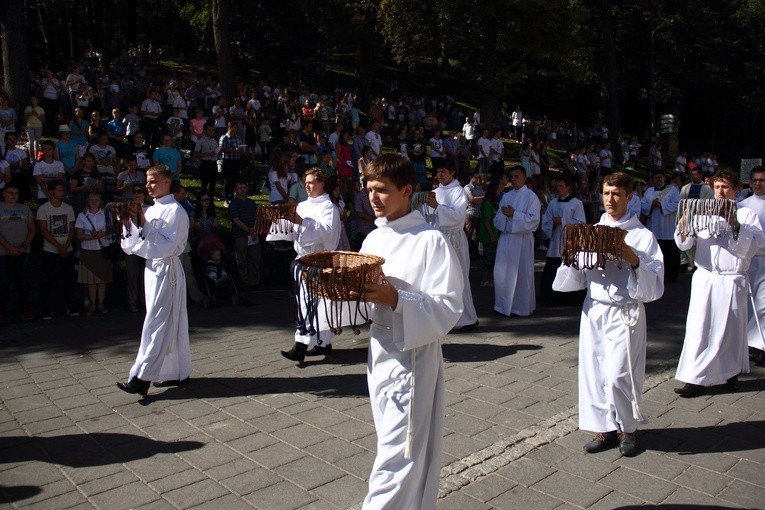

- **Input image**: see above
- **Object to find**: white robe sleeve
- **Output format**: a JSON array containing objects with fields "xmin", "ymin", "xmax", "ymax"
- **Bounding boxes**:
[
  {"xmin": 552, "ymin": 263, "xmax": 587, "ymax": 292},
  {"xmin": 674, "ymin": 227, "xmax": 696, "ymax": 251},
  {"xmin": 541, "ymin": 201, "xmax": 554, "ymax": 239},
  {"xmin": 627, "ymin": 237, "xmax": 665, "ymax": 303},
  {"xmin": 640, "ymin": 191, "xmax": 652, "ymax": 217},
  {"xmin": 726, "ymin": 212, "xmax": 765, "ymax": 259},
  {"xmin": 121, "ymin": 206, "xmax": 188, "ymax": 259},
  {"xmin": 660, "ymin": 187, "xmax": 680, "ymax": 216},
  {"xmin": 494, "ymin": 192, "xmax": 540, "ymax": 234},
  {"xmin": 435, "ymin": 189, "xmax": 467, "ymax": 229},
  {"xmin": 297, "ymin": 202, "xmax": 341, "ymax": 251},
  {"xmin": 391, "ymin": 238, "xmax": 464, "ymax": 351}
]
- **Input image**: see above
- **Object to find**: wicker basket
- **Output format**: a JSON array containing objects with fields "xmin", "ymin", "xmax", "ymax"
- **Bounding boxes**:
[
  {"xmin": 297, "ymin": 251, "xmax": 385, "ymax": 300},
  {"xmin": 254, "ymin": 204, "xmax": 296, "ymax": 235}
]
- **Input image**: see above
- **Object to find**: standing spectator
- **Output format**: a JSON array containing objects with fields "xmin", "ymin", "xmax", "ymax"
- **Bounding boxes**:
[
  {"xmin": 24, "ymin": 96, "xmax": 45, "ymax": 161},
  {"xmin": 212, "ymin": 96, "xmax": 228, "ymax": 141},
  {"xmin": 511, "ymin": 106, "xmax": 523, "ymax": 141},
  {"xmin": 479, "ymin": 172, "xmax": 506, "ymax": 287},
  {"xmin": 352, "ymin": 126, "xmax": 366, "ymax": 179},
  {"xmin": 228, "ymin": 181, "xmax": 261, "ymax": 289},
  {"xmin": 219, "ymin": 121, "xmax": 245, "ymax": 204},
  {"xmin": 189, "ymin": 108, "xmax": 206, "ymax": 144},
  {"xmin": 675, "ymin": 151, "xmax": 688, "ymax": 175},
  {"xmin": 40, "ymin": 69, "xmax": 61, "ymax": 136},
  {"xmin": 408, "ymin": 129, "xmax": 427, "ymax": 187},
  {"xmin": 463, "ymin": 172, "xmax": 484, "ymax": 260},
  {"xmin": 125, "ymin": 185, "xmax": 149, "ymax": 313},
  {"xmin": 3, "ymin": 132, "xmax": 31, "ymax": 203},
  {"xmin": 37, "ymin": 180, "xmax": 79, "ymax": 319},
  {"xmin": 106, "ymin": 108, "xmax": 127, "ymax": 166},
  {"xmin": 674, "ymin": 170, "xmax": 765, "ymax": 398},
  {"xmin": 75, "ymin": 192, "xmax": 113, "ymax": 315},
  {"xmin": 489, "ymin": 129, "xmax": 505, "ymax": 176},
  {"xmin": 54, "ymin": 125, "xmax": 79, "ymax": 185},
  {"xmin": 476, "ymin": 129, "xmax": 491, "ymax": 174},
  {"xmin": 172, "ymin": 183, "xmax": 205, "ymax": 304},
  {"xmin": 70, "ymin": 153, "xmax": 103, "ymax": 214},
  {"xmin": 116, "ymin": 165, "xmax": 191, "ymax": 396},
  {"xmin": 298, "ymin": 121, "xmax": 318, "ymax": 166},
  {"xmin": 152, "ymin": 134, "xmax": 183, "ymax": 183},
  {"xmin": 428, "ymin": 130, "xmax": 445, "ymax": 178},
  {"xmin": 351, "ymin": 179, "xmax": 376, "ymax": 251},
  {"xmin": 116, "ymin": 156, "xmax": 146, "ymax": 201},
  {"xmin": 258, "ymin": 117, "xmax": 273, "ymax": 165},
  {"xmin": 0, "ymin": 95, "xmax": 18, "ymax": 152},
  {"xmin": 0, "ymin": 183, "xmax": 36, "ymax": 323},
  {"xmin": 33, "ymin": 140, "xmax": 65, "ymax": 205},
  {"xmin": 89, "ymin": 133, "xmax": 118, "ymax": 201},
  {"xmin": 122, "ymin": 105, "xmax": 141, "ymax": 146},
  {"xmin": 641, "ymin": 170, "xmax": 681, "ymax": 283},
  {"xmin": 599, "ymin": 141, "xmax": 613, "ymax": 175},
  {"xmin": 364, "ymin": 120, "xmax": 382, "ymax": 160},
  {"xmin": 443, "ymin": 129, "xmax": 459, "ymax": 176},
  {"xmin": 165, "ymin": 107, "xmax": 185, "ymax": 147},
  {"xmin": 268, "ymin": 150, "xmax": 290, "ymax": 204},
  {"xmin": 126, "ymin": 131, "xmax": 153, "ymax": 172},
  {"xmin": 553, "ymin": 172, "xmax": 664, "ymax": 457},
  {"xmin": 140, "ymin": 88, "xmax": 163, "ymax": 148},
  {"xmin": 462, "ymin": 116, "xmax": 475, "ymax": 155},
  {"xmin": 194, "ymin": 123, "xmax": 219, "ymax": 199},
  {"xmin": 69, "ymin": 107, "xmax": 90, "ymax": 154},
  {"xmin": 493, "ymin": 166, "xmax": 541, "ymax": 317}
]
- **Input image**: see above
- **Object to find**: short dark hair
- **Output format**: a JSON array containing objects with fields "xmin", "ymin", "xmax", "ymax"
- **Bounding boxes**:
[
  {"xmin": 47, "ymin": 179, "xmax": 64, "ymax": 191},
  {"xmin": 41, "ymin": 139, "xmax": 56, "ymax": 149},
  {"xmin": 602, "ymin": 172, "xmax": 633, "ymax": 192},
  {"xmin": 364, "ymin": 153, "xmax": 416, "ymax": 189},
  {"xmin": 712, "ymin": 169, "xmax": 740, "ymax": 188},
  {"xmin": 750, "ymin": 165, "xmax": 765, "ymax": 180},
  {"xmin": 125, "ymin": 155, "xmax": 137, "ymax": 163}
]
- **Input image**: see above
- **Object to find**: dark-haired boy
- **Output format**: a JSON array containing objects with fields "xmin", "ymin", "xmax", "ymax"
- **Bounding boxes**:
[
  {"xmin": 554, "ymin": 172, "xmax": 664, "ymax": 456},
  {"xmin": 359, "ymin": 153, "xmax": 463, "ymax": 509}
]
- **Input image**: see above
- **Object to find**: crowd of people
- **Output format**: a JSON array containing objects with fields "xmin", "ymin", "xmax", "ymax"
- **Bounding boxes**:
[{"xmin": 1, "ymin": 55, "xmax": 764, "ymax": 509}]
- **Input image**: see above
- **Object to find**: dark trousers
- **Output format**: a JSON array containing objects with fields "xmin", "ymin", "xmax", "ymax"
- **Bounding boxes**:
[
  {"xmin": 0, "ymin": 253, "xmax": 31, "ymax": 316},
  {"xmin": 140, "ymin": 117, "xmax": 161, "ymax": 149},
  {"xmin": 41, "ymin": 251, "xmax": 79, "ymax": 315},
  {"xmin": 199, "ymin": 160, "xmax": 218, "ymax": 199},
  {"xmin": 221, "ymin": 159, "xmax": 241, "ymax": 202},
  {"xmin": 260, "ymin": 140, "xmax": 271, "ymax": 165},
  {"xmin": 659, "ymin": 239, "xmax": 681, "ymax": 282}
]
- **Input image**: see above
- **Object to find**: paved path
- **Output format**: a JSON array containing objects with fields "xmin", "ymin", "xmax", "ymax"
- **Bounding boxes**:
[{"xmin": 1, "ymin": 264, "xmax": 764, "ymax": 509}]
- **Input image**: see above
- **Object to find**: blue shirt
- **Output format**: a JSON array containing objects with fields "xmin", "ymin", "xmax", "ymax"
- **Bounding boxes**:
[
  {"xmin": 55, "ymin": 139, "xmax": 78, "ymax": 172},
  {"xmin": 106, "ymin": 118, "xmax": 127, "ymax": 137},
  {"xmin": 228, "ymin": 196, "xmax": 257, "ymax": 239},
  {"xmin": 153, "ymin": 147, "xmax": 182, "ymax": 179}
]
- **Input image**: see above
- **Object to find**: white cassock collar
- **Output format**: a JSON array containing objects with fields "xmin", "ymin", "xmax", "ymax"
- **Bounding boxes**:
[{"xmin": 599, "ymin": 212, "xmax": 641, "ymax": 230}]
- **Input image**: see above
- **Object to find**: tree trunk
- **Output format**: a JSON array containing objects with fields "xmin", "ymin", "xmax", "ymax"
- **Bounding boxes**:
[
  {"xmin": 600, "ymin": 0, "xmax": 620, "ymax": 143},
  {"xmin": 354, "ymin": 2, "xmax": 378, "ymax": 121},
  {"xmin": 1, "ymin": 0, "xmax": 30, "ymax": 115},
  {"xmin": 478, "ymin": 0, "xmax": 499, "ymax": 132},
  {"xmin": 212, "ymin": 0, "xmax": 235, "ymax": 103}
]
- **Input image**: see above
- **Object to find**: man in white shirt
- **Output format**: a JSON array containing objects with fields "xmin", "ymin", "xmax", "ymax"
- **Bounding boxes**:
[
  {"xmin": 511, "ymin": 106, "xmax": 523, "ymax": 141},
  {"xmin": 740, "ymin": 166, "xmax": 765, "ymax": 366},
  {"xmin": 33, "ymin": 141, "xmax": 65, "ymax": 205},
  {"xmin": 598, "ymin": 142, "xmax": 613, "ymax": 175},
  {"xmin": 364, "ymin": 120, "xmax": 382, "ymax": 159},
  {"xmin": 476, "ymin": 129, "xmax": 491, "ymax": 174}
]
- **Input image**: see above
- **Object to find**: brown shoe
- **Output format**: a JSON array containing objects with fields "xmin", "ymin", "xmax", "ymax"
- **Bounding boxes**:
[{"xmin": 584, "ymin": 431, "xmax": 619, "ymax": 453}]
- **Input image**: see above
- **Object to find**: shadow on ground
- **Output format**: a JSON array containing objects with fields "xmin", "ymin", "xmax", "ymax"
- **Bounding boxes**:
[
  {"xmin": 0, "ymin": 433, "xmax": 204, "ymax": 467},
  {"xmin": 642, "ymin": 420, "xmax": 765, "ymax": 455}
]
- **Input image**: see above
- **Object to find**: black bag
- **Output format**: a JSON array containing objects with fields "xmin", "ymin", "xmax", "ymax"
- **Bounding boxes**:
[
  {"xmin": 100, "ymin": 242, "xmax": 119, "ymax": 259},
  {"xmin": 86, "ymin": 214, "xmax": 119, "ymax": 259}
]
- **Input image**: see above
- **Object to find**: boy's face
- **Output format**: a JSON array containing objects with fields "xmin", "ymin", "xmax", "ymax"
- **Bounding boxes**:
[{"xmin": 366, "ymin": 176, "xmax": 412, "ymax": 222}]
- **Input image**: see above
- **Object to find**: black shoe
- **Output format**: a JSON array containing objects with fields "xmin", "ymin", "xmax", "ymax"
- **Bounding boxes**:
[
  {"xmin": 674, "ymin": 383, "xmax": 705, "ymax": 398},
  {"xmin": 725, "ymin": 375, "xmax": 740, "ymax": 392},
  {"xmin": 117, "ymin": 377, "xmax": 150, "ymax": 396},
  {"xmin": 584, "ymin": 431, "xmax": 619, "ymax": 453},
  {"xmin": 451, "ymin": 320, "xmax": 480, "ymax": 333},
  {"xmin": 281, "ymin": 343, "xmax": 308, "ymax": 363},
  {"xmin": 305, "ymin": 344, "xmax": 332, "ymax": 357},
  {"xmin": 618, "ymin": 432, "xmax": 638, "ymax": 456},
  {"xmin": 153, "ymin": 377, "xmax": 190, "ymax": 388},
  {"xmin": 750, "ymin": 347, "xmax": 765, "ymax": 366}
]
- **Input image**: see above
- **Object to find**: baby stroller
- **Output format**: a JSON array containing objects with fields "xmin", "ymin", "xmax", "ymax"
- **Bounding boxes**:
[{"xmin": 195, "ymin": 232, "xmax": 241, "ymax": 308}]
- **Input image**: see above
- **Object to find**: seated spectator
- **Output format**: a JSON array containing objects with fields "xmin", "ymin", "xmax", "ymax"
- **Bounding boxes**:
[
  {"xmin": 37, "ymin": 180, "xmax": 79, "ymax": 319},
  {"xmin": 206, "ymin": 248, "xmax": 230, "ymax": 284},
  {"xmin": 0, "ymin": 183, "xmax": 37, "ymax": 323},
  {"xmin": 75, "ymin": 192, "xmax": 113, "ymax": 315},
  {"xmin": 193, "ymin": 192, "xmax": 219, "ymax": 239}
]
